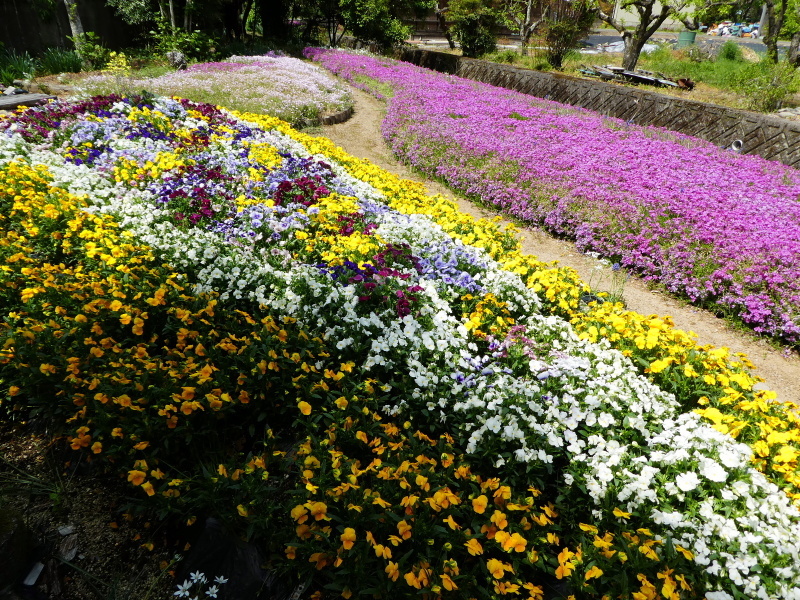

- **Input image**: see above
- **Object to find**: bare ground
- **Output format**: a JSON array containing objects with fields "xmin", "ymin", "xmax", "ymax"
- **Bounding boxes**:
[{"xmin": 320, "ymin": 86, "xmax": 800, "ymax": 405}]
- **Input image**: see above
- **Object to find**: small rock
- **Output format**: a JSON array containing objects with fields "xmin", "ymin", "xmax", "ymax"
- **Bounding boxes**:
[
  {"xmin": 59, "ymin": 533, "xmax": 79, "ymax": 561},
  {"xmin": 57, "ymin": 524, "xmax": 75, "ymax": 536},
  {"xmin": 22, "ymin": 561, "xmax": 44, "ymax": 587},
  {"xmin": 166, "ymin": 50, "xmax": 187, "ymax": 70}
]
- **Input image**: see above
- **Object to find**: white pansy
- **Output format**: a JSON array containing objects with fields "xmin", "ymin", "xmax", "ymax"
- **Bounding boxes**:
[
  {"xmin": 700, "ymin": 458, "xmax": 729, "ymax": 483},
  {"xmin": 675, "ymin": 471, "xmax": 701, "ymax": 492}
]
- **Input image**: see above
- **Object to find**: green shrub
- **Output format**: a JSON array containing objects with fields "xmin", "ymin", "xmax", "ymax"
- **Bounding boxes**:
[
  {"xmin": 734, "ymin": 60, "xmax": 800, "ymax": 111},
  {"xmin": 717, "ymin": 40, "xmax": 744, "ymax": 62},
  {"xmin": 148, "ymin": 18, "xmax": 219, "ymax": 62},
  {"xmin": 451, "ymin": 13, "xmax": 497, "ymax": 58},
  {"xmin": 37, "ymin": 47, "xmax": 83, "ymax": 75},
  {"xmin": 539, "ymin": 0, "xmax": 596, "ymax": 69},
  {"xmin": 637, "ymin": 44, "xmax": 754, "ymax": 92},
  {"xmin": 491, "ymin": 49, "xmax": 519, "ymax": 64},
  {"xmin": 448, "ymin": 0, "xmax": 500, "ymax": 58},
  {"xmin": 69, "ymin": 32, "xmax": 110, "ymax": 70},
  {"xmin": 0, "ymin": 49, "xmax": 36, "ymax": 83}
]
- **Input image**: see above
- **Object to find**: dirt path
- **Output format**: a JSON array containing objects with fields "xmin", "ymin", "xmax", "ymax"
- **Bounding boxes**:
[{"xmin": 321, "ymin": 86, "xmax": 800, "ymax": 405}]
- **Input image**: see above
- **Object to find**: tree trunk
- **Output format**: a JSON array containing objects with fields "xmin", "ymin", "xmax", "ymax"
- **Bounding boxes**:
[
  {"xmin": 762, "ymin": 0, "xmax": 787, "ymax": 63},
  {"xmin": 62, "ymin": 0, "xmax": 85, "ymax": 50},
  {"xmin": 241, "ymin": 0, "xmax": 255, "ymax": 39},
  {"xmin": 435, "ymin": 2, "xmax": 455, "ymax": 49},
  {"xmin": 184, "ymin": 0, "xmax": 193, "ymax": 31},
  {"xmin": 168, "ymin": 0, "xmax": 177, "ymax": 31},
  {"xmin": 789, "ymin": 30, "xmax": 800, "ymax": 66},
  {"xmin": 619, "ymin": 1, "xmax": 673, "ymax": 70},
  {"xmin": 621, "ymin": 32, "xmax": 645, "ymax": 70}
]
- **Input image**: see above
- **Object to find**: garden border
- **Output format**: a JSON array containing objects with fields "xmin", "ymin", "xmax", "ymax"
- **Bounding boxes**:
[
  {"xmin": 320, "ymin": 105, "xmax": 354, "ymax": 125},
  {"xmin": 390, "ymin": 46, "xmax": 800, "ymax": 169}
]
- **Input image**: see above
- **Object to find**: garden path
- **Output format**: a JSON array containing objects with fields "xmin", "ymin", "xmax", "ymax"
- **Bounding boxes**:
[{"xmin": 321, "ymin": 86, "xmax": 800, "ymax": 406}]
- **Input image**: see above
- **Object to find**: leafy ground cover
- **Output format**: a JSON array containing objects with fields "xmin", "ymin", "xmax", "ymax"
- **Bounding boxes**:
[
  {"xmin": 1, "ymin": 69, "xmax": 800, "ymax": 599},
  {"xmin": 75, "ymin": 53, "xmax": 353, "ymax": 127},
  {"xmin": 308, "ymin": 48, "xmax": 800, "ymax": 348},
  {"xmin": 486, "ymin": 41, "xmax": 796, "ymax": 112}
]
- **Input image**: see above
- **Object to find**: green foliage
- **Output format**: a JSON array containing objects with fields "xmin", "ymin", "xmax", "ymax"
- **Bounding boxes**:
[
  {"xmin": 448, "ymin": 0, "xmax": 501, "ymax": 58},
  {"xmin": 69, "ymin": 32, "xmax": 111, "ymax": 71},
  {"xmin": 37, "ymin": 47, "xmax": 83, "ymax": 75},
  {"xmin": 341, "ymin": 0, "xmax": 413, "ymax": 48},
  {"xmin": 105, "ymin": 0, "xmax": 158, "ymax": 25},
  {"xmin": 734, "ymin": 59, "xmax": 800, "ymax": 111},
  {"xmin": 637, "ymin": 45, "xmax": 755, "ymax": 93},
  {"xmin": 539, "ymin": 0, "xmax": 596, "ymax": 69},
  {"xmin": 492, "ymin": 48, "xmax": 520, "ymax": 64},
  {"xmin": 641, "ymin": 49, "xmax": 799, "ymax": 112},
  {"xmin": 0, "ymin": 49, "xmax": 36, "ymax": 84},
  {"xmin": 717, "ymin": 40, "xmax": 745, "ymax": 62},
  {"xmin": 148, "ymin": 18, "xmax": 219, "ymax": 62}
]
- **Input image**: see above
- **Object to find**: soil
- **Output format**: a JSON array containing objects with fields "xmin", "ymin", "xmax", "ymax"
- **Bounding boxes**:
[{"xmin": 319, "ymin": 86, "xmax": 800, "ymax": 406}]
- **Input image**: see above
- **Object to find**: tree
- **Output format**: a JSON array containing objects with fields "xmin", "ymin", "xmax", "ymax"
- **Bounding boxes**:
[
  {"xmin": 597, "ymin": 0, "xmax": 733, "ymax": 70},
  {"xmin": 340, "ymin": 0, "xmax": 422, "ymax": 48},
  {"xmin": 258, "ymin": 0, "xmax": 291, "ymax": 40},
  {"xmin": 62, "ymin": 0, "xmax": 85, "ymax": 53},
  {"xmin": 434, "ymin": 0, "xmax": 457, "ymax": 49},
  {"xmin": 540, "ymin": 0, "xmax": 596, "ymax": 67},
  {"xmin": 448, "ymin": 0, "xmax": 503, "ymax": 57},
  {"xmin": 104, "ymin": 0, "xmax": 259, "ymax": 41},
  {"xmin": 291, "ymin": 0, "xmax": 434, "ymax": 48},
  {"xmin": 790, "ymin": 11, "xmax": 800, "ymax": 66},
  {"xmin": 761, "ymin": 0, "xmax": 789, "ymax": 62},
  {"xmin": 499, "ymin": 0, "xmax": 546, "ymax": 55},
  {"xmin": 105, "ymin": 0, "xmax": 159, "ymax": 24}
]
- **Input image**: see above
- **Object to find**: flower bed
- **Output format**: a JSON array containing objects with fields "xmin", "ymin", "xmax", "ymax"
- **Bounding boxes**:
[
  {"xmin": 2, "ymin": 94, "xmax": 800, "ymax": 599},
  {"xmin": 307, "ymin": 48, "xmax": 800, "ymax": 346},
  {"xmin": 77, "ymin": 53, "xmax": 353, "ymax": 126}
]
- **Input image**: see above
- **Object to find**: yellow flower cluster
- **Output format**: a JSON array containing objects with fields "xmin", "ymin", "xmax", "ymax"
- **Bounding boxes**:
[
  {"xmin": 287, "ymin": 395, "xmax": 564, "ymax": 598},
  {"xmin": 103, "ymin": 51, "xmax": 132, "ymax": 77},
  {"xmin": 462, "ymin": 293, "xmax": 516, "ymax": 339},
  {"xmin": 300, "ymin": 194, "xmax": 383, "ymax": 266},
  {"xmin": 113, "ymin": 151, "xmax": 193, "ymax": 185},
  {"xmin": 0, "ymin": 161, "xmax": 303, "ymax": 510}
]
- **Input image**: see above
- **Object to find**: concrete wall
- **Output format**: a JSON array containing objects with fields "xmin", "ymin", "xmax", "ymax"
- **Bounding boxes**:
[{"xmin": 393, "ymin": 47, "xmax": 800, "ymax": 169}]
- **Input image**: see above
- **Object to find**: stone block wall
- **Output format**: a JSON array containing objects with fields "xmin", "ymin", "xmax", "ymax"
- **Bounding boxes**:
[{"xmin": 394, "ymin": 47, "xmax": 800, "ymax": 169}]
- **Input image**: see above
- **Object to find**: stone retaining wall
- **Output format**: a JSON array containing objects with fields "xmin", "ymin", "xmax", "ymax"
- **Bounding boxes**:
[{"xmin": 393, "ymin": 47, "xmax": 800, "ymax": 169}]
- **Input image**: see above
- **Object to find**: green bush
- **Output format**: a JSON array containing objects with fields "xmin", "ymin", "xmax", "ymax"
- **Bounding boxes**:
[
  {"xmin": 37, "ymin": 47, "xmax": 83, "ymax": 75},
  {"xmin": 539, "ymin": 0, "xmax": 596, "ymax": 69},
  {"xmin": 491, "ymin": 49, "xmax": 519, "ymax": 64},
  {"xmin": 638, "ymin": 44, "xmax": 753, "ymax": 92},
  {"xmin": 148, "ymin": 18, "xmax": 219, "ymax": 62},
  {"xmin": 69, "ymin": 32, "xmax": 110, "ymax": 70},
  {"xmin": 734, "ymin": 59, "xmax": 800, "ymax": 111},
  {"xmin": 717, "ymin": 40, "xmax": 744, "ymax": 62},
  {"xmin": 451, "ymin": 13, "xmax": 498, "ymax": 58},
  {"xmin": 0, "ymin": 49, "xmax": 36, "ymax": 84},
  {"xmin": 447, "ymin": 0, "xmax": 500, "ymax": 59}
]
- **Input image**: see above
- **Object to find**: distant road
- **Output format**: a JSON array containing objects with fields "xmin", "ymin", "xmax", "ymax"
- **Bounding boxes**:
[
  {"xmin": 409, "ymin": 31, "xmax": 786, "ymax": 56},
  {"xmin": 582, "ymin": 32, "xmax": 779, "ymax": 55}
]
